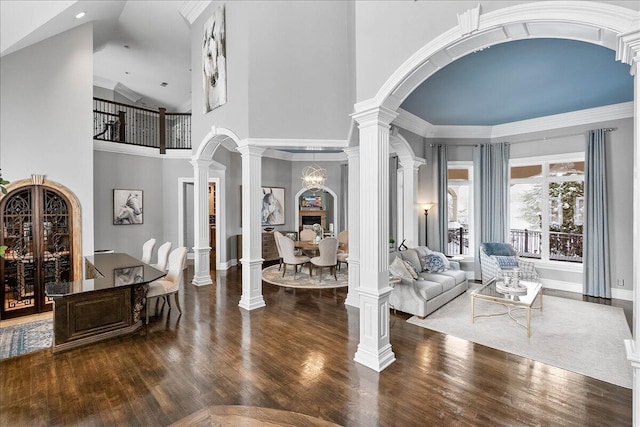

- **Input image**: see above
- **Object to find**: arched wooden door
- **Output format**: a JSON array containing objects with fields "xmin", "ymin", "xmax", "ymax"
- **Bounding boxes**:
[{"xmin": 1, "ymin": 185, "xmax": 73, "ymax": 319}]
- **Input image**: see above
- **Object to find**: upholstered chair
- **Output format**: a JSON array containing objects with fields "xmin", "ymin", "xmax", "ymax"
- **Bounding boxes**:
[
  {"xmin": 336, "ymin": 230, "xmax": 348, "ymax": 270},
  {"xmin": 300, "ymin": 228, "xmax": 315, "ymax": 242},
  {"xmin": 277, "ymin": 234, "xmax": 311, "ymax": 278},
  {"xmin": 479, "ymin": 242, "xmax": 540, "ymax": 284},
  {"xmin": 152, "ymin": 241, "xmax": 172, "ymax": 272},
  {"xmin": 273, "ymin": 231, "xmax": 285, "ymax": 270},
  {"xmin": 310, "ymin": 237, "xmax": 339, "ymax": 280},
  {"xmin": 146, "ymin": 246, "xmax": 187, "ymax": 324},
  {"xmin": 141, "ymin": 238, "xmax": 157, "ymax": 264}
]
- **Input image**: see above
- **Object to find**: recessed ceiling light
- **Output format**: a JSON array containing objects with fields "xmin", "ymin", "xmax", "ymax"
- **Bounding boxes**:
[
  {"xmin": 125, "ymin": 71, "xmax": 129, "ymax": 75},
  {"xmin": 160, "ymin": 82, "xmax": 168, "ymax": 87},
  {"xmin": 75, "ymin": 11, "xmax": 86, "ymax": 19},
  {"xmin": 124, "ymin": 45, "xmax": 130, "ymax": 49}
]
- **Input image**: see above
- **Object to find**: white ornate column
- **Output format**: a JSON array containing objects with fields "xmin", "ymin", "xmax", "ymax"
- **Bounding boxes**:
[
  {"xmin": 343, "ymin": 147, "xmax": 360, "ymax": 308},
  {"xmin": 397, "ymin": 156, "xmax": 424, "ymax": 248},
  {"xmin": 236, "ymin": 144, "xmax": 266, "ymax": 311},
  {"xmin": 619, "ymin": 28, "xmax": 640, "ymax": 424},
  {"xmin": 352, "ymin": 106, "xmax": 397, "ymax": 372},
  {"xmin": 190, "ymin": 158, "xmax": 213, "ymax": 286}
]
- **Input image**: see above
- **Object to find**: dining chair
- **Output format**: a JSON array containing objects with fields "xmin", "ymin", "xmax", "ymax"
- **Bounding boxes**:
[
  {"xmin": 141, "ymin": 238, "xmax": 157, "ymax": 264},
  {"xmin": 310, "ymin": 237, "xmax": 338, "ymax": 280},
  {"xmin": 300, "ymin": 228, "xmax": 315, "ymax": 242},
  {"xmin": 337, "ymin": 230, "xmax": 348, "ymax": 270},
  {"xmin": 273, "ymin": 231, "xmax": 285, "ymax": 271},
  {"xmin": 277, "ymin": 234, "xmax": 311, "ymax": 278},
  {"xmin": 145, "ymin": 246, "xmax": 187, "ymax": 324},
  {"xmin": 152, "ymin": 241, "xmax": 172, "ymax": 272}
]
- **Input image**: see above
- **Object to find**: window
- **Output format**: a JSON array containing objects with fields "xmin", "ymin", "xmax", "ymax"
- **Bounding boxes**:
[
  {"xmin": 447, "ymin": 163, "xmax": 473, "ymax": 255},
  {"xmin": 509, "ymin": 155, "xmax": 584, "ymax": 263}
]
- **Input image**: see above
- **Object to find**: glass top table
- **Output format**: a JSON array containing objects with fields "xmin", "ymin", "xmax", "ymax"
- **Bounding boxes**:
[{"xmin": 471, "ymin": 279, "xmax": 543, "ymax": 337}]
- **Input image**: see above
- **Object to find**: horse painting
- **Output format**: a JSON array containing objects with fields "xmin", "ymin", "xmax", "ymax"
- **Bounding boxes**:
[
  {"xmin": 114, "ymin": 190, "xmax": 143, "ymax": 225},
  {"xmin": 261, "ymin": 187, "xmax": 284, "ymax": 226}
]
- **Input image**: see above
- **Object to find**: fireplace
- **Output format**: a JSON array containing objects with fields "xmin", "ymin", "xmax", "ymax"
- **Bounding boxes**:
[{"xmin": 299, "ymin": 209, "xmax": 326, "ymax": 230}]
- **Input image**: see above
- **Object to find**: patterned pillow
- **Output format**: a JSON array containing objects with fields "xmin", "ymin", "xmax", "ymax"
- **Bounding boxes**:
[
  {"xmin": 389, "ymin": 257, "xmax": 413, "ymax": 280},
  {"xmin": 403, "ymin": 260, "xmax": 419, "ymax": 279},
  {"xmin": 491, "ymin": 255, "xmax": 518, "ymax": 269},
  {"xmin": 424, "ymin": 254, "xmax": 446, "ymax": 273}
]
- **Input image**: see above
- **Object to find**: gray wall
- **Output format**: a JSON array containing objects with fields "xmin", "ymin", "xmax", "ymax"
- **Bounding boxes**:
[
  {"xmin": 94, "ymin": 151, "xmax": 164, "ymax": 257},
  {"xmin": 1, "ymin": 24, "xmax": 95, "ymax": 255}
]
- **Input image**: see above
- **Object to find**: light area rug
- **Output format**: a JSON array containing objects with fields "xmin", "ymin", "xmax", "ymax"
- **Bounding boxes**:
[
  {"xmin": 0, "ymin": 319, "xmax": 53, "ymax": 359},
  {"xmin": 407, "ymin": 290, "xmax": 633, "ymax": 388},
  {"xmin": 262, "ymin": 264, "xmax": 348, "ymax": 289}
]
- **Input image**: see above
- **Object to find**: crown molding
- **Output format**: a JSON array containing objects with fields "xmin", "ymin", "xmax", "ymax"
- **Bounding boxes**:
[
  {"xmin": 490, "ymin": 101, "xmax": 633, "ymax": 139},
  {"xmin": 93, "ymin": 140, "xmax": 192, "ymax": 159},
  {"xmin": 180, "ymin": 1, "xmax": 212, "ymax": 25},
  {"xmin": 393, "ymin": 102, "xmax": 633, "ymax": 140},
  {"xmin": 244, "ymin": 138, "xmax": 348, "ymax": 151}
]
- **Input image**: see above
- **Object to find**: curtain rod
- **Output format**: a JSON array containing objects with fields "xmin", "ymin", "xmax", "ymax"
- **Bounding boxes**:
[{"xmin": 428, "ymin": 128, "xmax": 617, "ymax": 148}]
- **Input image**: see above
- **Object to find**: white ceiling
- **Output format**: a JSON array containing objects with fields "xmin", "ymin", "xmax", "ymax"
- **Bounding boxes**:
[{"xmin": 1, "ymin": 0, "xmax": 193, "ymax": 112}]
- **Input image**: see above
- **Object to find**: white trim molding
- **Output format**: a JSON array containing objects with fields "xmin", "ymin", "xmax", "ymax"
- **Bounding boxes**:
[
  {"xmin": 93, "ymin": 140, "xmax": 192, "ymax": 159},
  {"xmin": 179, "ymin": 1, "xmax": 212, "ymax": 25}
]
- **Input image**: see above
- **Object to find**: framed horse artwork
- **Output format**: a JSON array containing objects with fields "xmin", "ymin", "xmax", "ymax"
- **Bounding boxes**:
[
  {"xmin": 113, "ymin": 189, "xmax": 143, "ymax": 225},
  {"xmin": 261, "ymin": 187, "xmax": 285, "ymax": 226}
]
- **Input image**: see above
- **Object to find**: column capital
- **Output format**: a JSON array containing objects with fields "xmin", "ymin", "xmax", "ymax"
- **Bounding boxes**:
[
  {"xmin": 236, "ymin": 143, "xmax": 266, "ymax": 157},
  {"xmin": 351, "ymin": 106, "xmax": 398, "ymax": 129},
  {"xmin": 190, "ymin": 157, "xmax": 214, "ymax": 168},
  {"xmin": 397, "ymin": 155, "xmax": 425, "ymax": 170},
  {"xmin": 617, "ymin": 27, "xmax": 640, "ymax": 74},
  {"xmin": 343, "ymin": 146, "xmax": 360, "ymax": 159}
]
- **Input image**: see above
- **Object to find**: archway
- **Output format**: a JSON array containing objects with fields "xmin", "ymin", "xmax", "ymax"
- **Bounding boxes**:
[
  {"xmin": 351, "ymin": 1, "xmax": 639, "ymax": 378},
  {"xmin": 294, "ymin": 186, "xmax": 340, "ymax": 236}
]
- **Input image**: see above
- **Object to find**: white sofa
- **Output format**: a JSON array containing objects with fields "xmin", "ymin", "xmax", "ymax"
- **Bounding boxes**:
[{"xmin": 389, "ymin": 247, "xmax": 468, "ymax": 318}]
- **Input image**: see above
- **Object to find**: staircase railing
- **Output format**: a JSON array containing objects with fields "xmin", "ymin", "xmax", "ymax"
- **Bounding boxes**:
[{"xmin": 93, "ymin": 98, "xmax": 191, "ymax": 152}]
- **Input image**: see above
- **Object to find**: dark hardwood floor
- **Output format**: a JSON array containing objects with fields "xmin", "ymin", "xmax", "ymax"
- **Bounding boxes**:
[{"xmin": 0, "ymin": 266, "xmax": 632, "ymax": 426}]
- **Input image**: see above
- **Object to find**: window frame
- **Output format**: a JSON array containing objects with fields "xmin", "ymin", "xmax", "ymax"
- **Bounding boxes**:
[
  {"xmin": 509, "ymin": 152, "xmax": 585, "ymax": 266},
  {"xmin": 447, "ymin": 161, "xmax": 474, "ymax": 258}
]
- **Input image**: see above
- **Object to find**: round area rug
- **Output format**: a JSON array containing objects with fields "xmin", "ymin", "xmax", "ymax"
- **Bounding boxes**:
[{"xmin": 262, "ymin": 264, "xmax": 348, "ymax": 289}]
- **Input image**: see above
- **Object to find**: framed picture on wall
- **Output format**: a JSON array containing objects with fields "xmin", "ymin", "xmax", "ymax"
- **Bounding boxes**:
[
  {"xmin": 261, "ymin": 187, "xmax": 285, "ymax": 226},
  {"xmin": 113, "ymin": 189, "xmax": 143, "ymax": 225}
]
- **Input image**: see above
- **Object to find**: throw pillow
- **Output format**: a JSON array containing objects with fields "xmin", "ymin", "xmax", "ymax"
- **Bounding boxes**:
[
  {"xmin": 424, "ymin": 253, "xmax": 446, "ymax": 273},
  {"xmin": 491, "ymin": 255, "xmax": 518, "ymax": 269},
  {"xmin": 400, "ymin": 249, "xmax": 422, "ymax": 276},
  {"xmin": 389, "ymin": 257, "xmax": 413, "ymax": 280},
  {"xmin": 403, "ymin": 260, "xmax": 419, "ymax": 279}
]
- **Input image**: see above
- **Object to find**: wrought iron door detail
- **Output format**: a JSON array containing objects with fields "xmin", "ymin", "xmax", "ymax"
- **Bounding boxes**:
[{"xmin": 1, "ymin": 186, "xmax": 73, "ymax": 317}]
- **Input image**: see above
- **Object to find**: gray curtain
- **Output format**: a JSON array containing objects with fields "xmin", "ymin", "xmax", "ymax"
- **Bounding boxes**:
[
  {"xmin": 435, "ymin": 145, "xmax": 448, "ymax": 252},
  {"xmin": 473, "ymin": 143, "xmax": 510, "ymax": 245},
  {"xmin": 584, "ymin": 129, "xmax": 611, "ymax": 298}
]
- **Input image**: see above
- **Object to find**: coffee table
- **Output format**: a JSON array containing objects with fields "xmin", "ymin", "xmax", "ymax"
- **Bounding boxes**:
[{"xmin": 471, "ymin": 279, "xmax": 543, "ymax": 337}]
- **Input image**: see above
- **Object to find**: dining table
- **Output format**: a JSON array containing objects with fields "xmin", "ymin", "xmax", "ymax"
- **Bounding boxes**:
[{"xmin": 45, "ymin": 252, "xmax": 165, "ymax": 354}]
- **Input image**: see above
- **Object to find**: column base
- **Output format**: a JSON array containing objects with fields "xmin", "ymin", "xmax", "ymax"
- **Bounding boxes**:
[
  {"xmin": 239, "ymin": 258, "xmax": 266, "ymax": 311},
  {"xmin": 192, "ymin": 246, "xmax": 212, "ymax": 286},
  {"xmin": 344, "ymin": 259, "xmax": 360, "ymax": 308},
  {"xmin": 354, "ymin": 343, "xmax": 396, "ymax": 372},
  {"xmin": 354, "ymin": 286, "xmax": 395, "ymax": 372}
]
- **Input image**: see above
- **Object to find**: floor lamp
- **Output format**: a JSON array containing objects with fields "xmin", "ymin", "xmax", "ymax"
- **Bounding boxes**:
[{"xmin": 422, "ymin": 203, "xmax": 433, "ymax": 246}]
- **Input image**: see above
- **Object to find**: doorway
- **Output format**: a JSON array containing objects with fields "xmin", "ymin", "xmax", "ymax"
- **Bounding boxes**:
[{"xmin": 1, "ymin": 185, "xmax": 74, "ymax": 318}]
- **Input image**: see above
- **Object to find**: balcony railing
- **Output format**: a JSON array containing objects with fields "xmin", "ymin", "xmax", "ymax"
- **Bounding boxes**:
[
  {"xmin": 447, "ymin": 226, "xmax": 469, "ymax": 255},
  {"xmin": 448, "ymin": 226, "xmax": 583, "ymax": 263},
  {"xmin": 510, "ymin": 228, "xmax": 583, "ymax": 263},
  {"xmin": 93, "ymin": 98, "xmax": 191, "ymax": 152}
]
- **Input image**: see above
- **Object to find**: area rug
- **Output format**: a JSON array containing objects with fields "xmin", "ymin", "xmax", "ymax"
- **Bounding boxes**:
[
  {"xmin": 0, "ymin": 319, "xmax": 53, "ymax": 359},
  {"xmin": 262, "ymin": 264, "xmax": 348, "ymax": 289},
  {"xmin": 407, "ymin": 290, "xmax": 633, "ymax": 388}
]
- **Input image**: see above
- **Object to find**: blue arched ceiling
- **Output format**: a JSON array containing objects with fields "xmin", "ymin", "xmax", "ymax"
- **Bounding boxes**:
[{"xmin": 400, "ymin": 38, "xmax": 634, "ymax": 126}]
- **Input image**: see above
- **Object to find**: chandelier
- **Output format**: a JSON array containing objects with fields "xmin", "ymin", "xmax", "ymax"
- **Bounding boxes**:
[{"xmin": 301, "ymin": 164, "xmax": 327, "ymax": 191}]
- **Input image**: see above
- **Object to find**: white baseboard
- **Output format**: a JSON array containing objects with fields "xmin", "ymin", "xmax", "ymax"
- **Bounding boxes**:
[
  {"xmin": 219, "ymin": 259, "xmax": 236, "ymax": 270},
  {"xmin": 612, "ymin": 288, "xmax": 633, "ymax": 301},
  {"xmin": 541, "ymin": 278, "xmax": 633, "ymax": 301},
  {"xmin": 187, "ymin": 252, "xmax": 195, "ymax": 260}
]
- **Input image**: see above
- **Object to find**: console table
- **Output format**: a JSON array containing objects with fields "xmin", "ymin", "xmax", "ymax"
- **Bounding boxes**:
[{"xmin": 45, "ymin": 253, "xmax": 165, "ymax": 353}]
